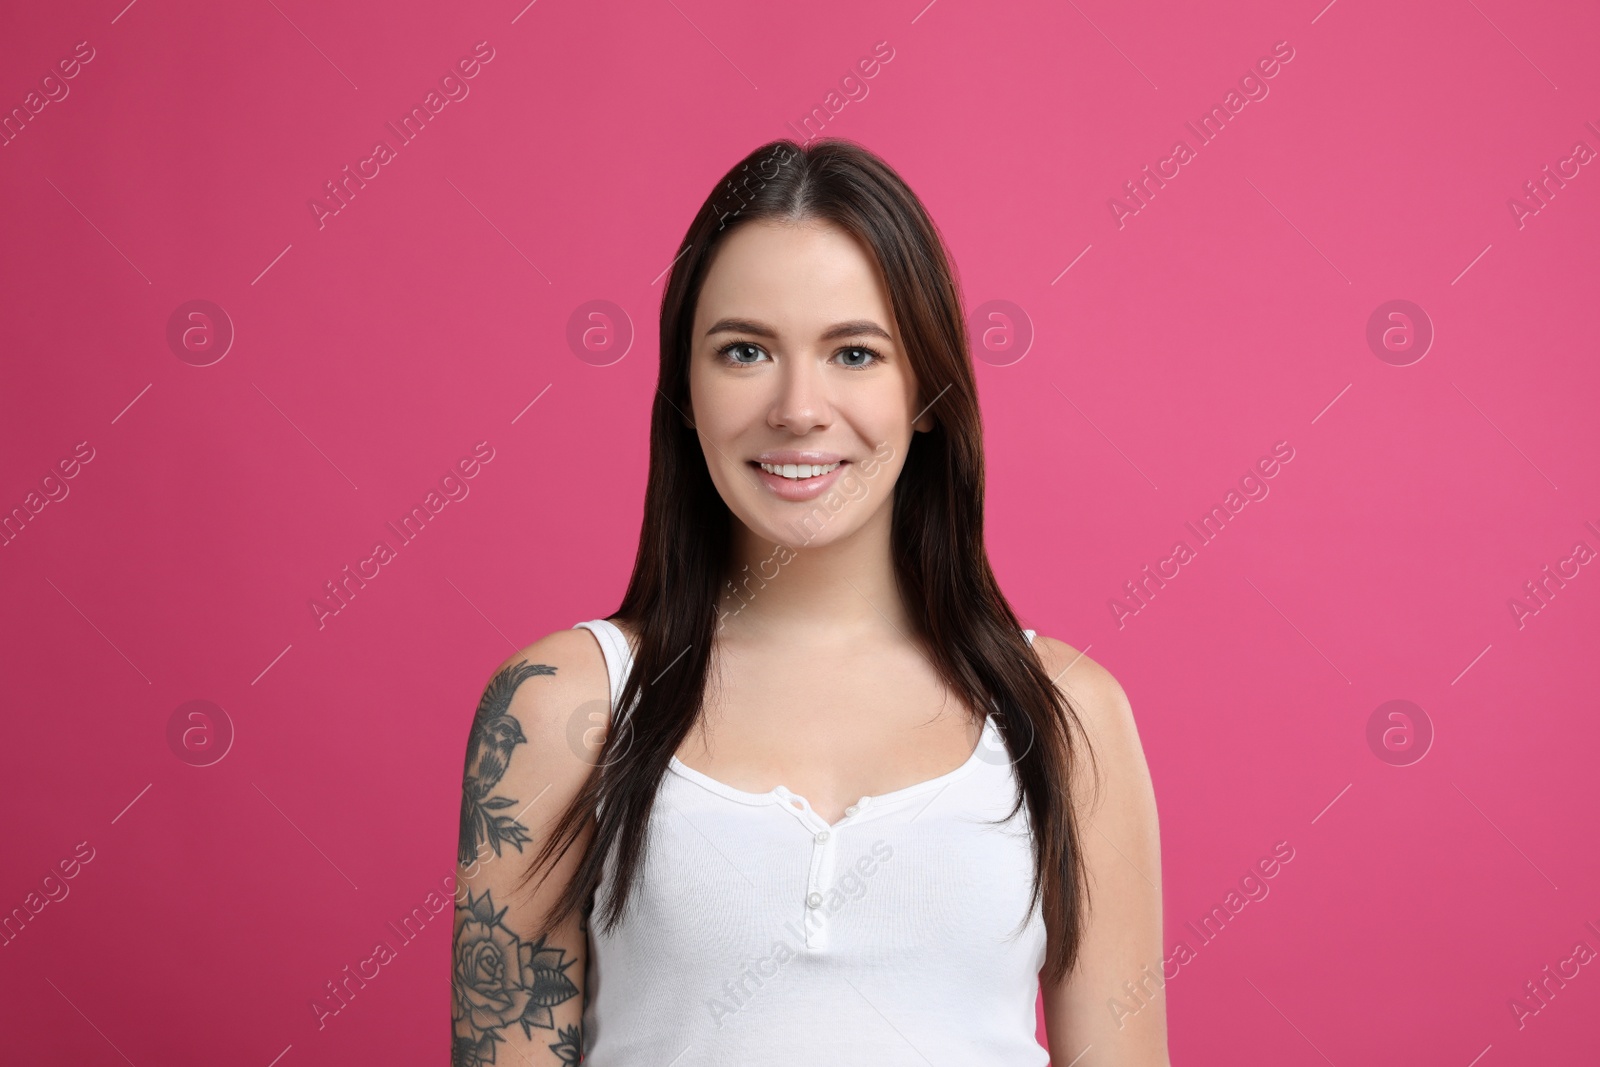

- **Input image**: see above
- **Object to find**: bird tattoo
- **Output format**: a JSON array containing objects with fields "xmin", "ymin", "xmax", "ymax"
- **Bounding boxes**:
[{"xmin": 459, "ymin": 660, "xmax": 554, "ymax": 864}]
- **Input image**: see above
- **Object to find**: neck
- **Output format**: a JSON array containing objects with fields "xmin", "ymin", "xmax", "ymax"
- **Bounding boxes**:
[{"xmin": 717, "ymin": 504, "xmax": 910, "ymax": 641}]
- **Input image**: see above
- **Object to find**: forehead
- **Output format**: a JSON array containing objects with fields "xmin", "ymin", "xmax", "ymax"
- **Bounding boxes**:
[{"xmin": 694, "ymin": 219, "xmax": 894, "ymax": 335}]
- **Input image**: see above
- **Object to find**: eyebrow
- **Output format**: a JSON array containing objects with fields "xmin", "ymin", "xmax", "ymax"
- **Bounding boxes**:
[{"xmin": 704, "ymin": 318, "xmax": 894, "ymax": 343}]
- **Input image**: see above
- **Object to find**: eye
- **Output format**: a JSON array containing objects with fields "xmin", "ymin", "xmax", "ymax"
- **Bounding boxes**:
[
  {"xmin": 714, "ymin": 341, "xmax": 768, "ymax": 365},
  {"xmin": 835, "ymin": 345, "xmax": 882, "ymax": 369}
]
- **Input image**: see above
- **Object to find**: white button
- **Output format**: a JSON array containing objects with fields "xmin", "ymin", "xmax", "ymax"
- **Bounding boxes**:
[
  {"xmin": 806, "ymin": 892, "xmax": 823, "ymax": 908},
  {"xmin": 815, "ymin": 830, "xmax": 830, "ymax": 842},
  {"xmin": 844, "ymin": 804, "xmax": 859, "ymax": 817}
]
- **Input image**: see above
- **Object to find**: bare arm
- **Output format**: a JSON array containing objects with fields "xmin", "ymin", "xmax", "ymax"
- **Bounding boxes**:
[
  {"xmin": 1033, "ymin": 636, "xmax": 1170, "ymax": 1067},
  {"xmin": 453, "ymin": 629, "xmax": 607, "ymax": 1067}
]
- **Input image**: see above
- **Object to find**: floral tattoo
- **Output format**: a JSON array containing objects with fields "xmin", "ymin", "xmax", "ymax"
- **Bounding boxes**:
[{"xmin": 452, "ymin": 888, "xmax": 582, "ymax": 1066}]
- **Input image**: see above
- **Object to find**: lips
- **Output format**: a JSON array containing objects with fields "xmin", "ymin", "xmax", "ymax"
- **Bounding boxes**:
[
  {"xmin": 751, "ymin": 450, "xmax": 845, "ymax": 465},
  {"xmin": 747, "ymin": 459, "xmax": 849, "ymax": 502}
]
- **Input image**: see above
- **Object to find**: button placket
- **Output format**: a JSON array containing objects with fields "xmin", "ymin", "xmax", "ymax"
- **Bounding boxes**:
[
  {"xmin": 803, "ymin": 819, "xmax": 837, "ymax": 950},
  {"xmin": 772, "ymin": 789, "xmax": 873, "ymax": 952}
]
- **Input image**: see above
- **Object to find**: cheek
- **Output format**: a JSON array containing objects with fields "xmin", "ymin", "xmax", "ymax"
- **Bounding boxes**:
[
  {"xmin": 691, "ymin": 376, "xmax": 753, "ymax": 448},
  {"xmin": 852, "ymin": 383, "xmax": 917, "ymax": 447},
  {"xmin": 861, "ymin": 451, "xmax": 907, "ymax": 491},
  {"xmin": 689, "ymin": 377, "xmax": 766, "ymax": 494}
]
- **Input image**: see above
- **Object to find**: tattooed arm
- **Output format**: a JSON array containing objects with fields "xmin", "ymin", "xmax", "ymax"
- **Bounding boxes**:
[{"xmin": 453, "ymin": 628, "xmax": 609, "ymax": 1067}]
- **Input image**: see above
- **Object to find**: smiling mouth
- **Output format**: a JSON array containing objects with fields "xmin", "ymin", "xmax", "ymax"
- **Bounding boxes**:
[{"xmin": 751, "ymin": 461, "xmax": 843, "ymax": 481}]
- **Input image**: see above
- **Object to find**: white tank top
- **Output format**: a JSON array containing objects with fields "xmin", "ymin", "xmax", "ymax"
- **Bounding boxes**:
[{"xmin": 571, "ymin": 618, "xmax": 1049, "ymax": 1065}]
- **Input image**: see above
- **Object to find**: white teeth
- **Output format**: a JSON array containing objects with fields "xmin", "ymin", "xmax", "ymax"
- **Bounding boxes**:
[{"xmin": 759, "ymin": 461, "xmax": 840, "ymax": 480}]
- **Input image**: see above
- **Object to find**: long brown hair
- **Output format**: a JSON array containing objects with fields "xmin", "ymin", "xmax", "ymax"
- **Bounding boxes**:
[{"xmin": 518, "ymin": 137, "xmax": 1100, "ymax": 983}]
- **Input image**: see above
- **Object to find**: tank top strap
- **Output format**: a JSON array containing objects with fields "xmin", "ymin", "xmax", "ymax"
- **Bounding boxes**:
[
  {"xmin": 573, "ymin": 618, "xmax": 635, "ymax": 714},
  {"xmin": 1022, "ymin": 628, "xmax": 1037, "ymax": 646}
]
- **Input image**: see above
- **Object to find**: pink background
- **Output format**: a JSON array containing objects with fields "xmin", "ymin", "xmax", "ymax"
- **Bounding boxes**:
[{"xmin": 3, "ymin": 0, "xmax": 1598, "ymax": 1063}]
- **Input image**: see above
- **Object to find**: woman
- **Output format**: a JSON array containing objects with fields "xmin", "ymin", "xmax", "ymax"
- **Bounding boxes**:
[{"xmin": 452, "ymin": 138, "xmax": 1168, "ymax": 1066}]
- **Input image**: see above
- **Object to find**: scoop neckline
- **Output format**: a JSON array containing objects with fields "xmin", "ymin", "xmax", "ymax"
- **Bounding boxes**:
[
  {"xmin": 581, "ymin": 616, "xmax": 1025, "ymax": 809},
  {"xmin": 666, "ymin": 713, "xmax": 996, "ymax": 809}
]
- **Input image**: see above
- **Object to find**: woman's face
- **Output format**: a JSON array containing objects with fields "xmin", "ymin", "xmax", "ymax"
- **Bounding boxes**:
[{"xmin": 688, "ymin": 218, "xmax": 933, "ymax": 551}]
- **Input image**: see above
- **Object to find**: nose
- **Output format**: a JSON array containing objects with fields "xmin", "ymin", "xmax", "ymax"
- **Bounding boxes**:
[{"xmin": 768, "ymin": 353, "xmax": 833, "ymax": 434}]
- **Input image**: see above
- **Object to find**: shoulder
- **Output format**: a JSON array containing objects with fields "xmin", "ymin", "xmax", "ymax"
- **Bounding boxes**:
[
  {"xmin": 471, "ymin": 626, "xmax": 614, "ymax": 749},
  {"xmin": 457, "ymin": 628, "xmax": 617, "ymax": 939},
  {"xmin": 1028, "ymin": 634, "xmax": 1132, "ymax": 721},
  {"xmin": 1028, "ymin": 634, "xmax": 1149, "ymax": 808}
]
